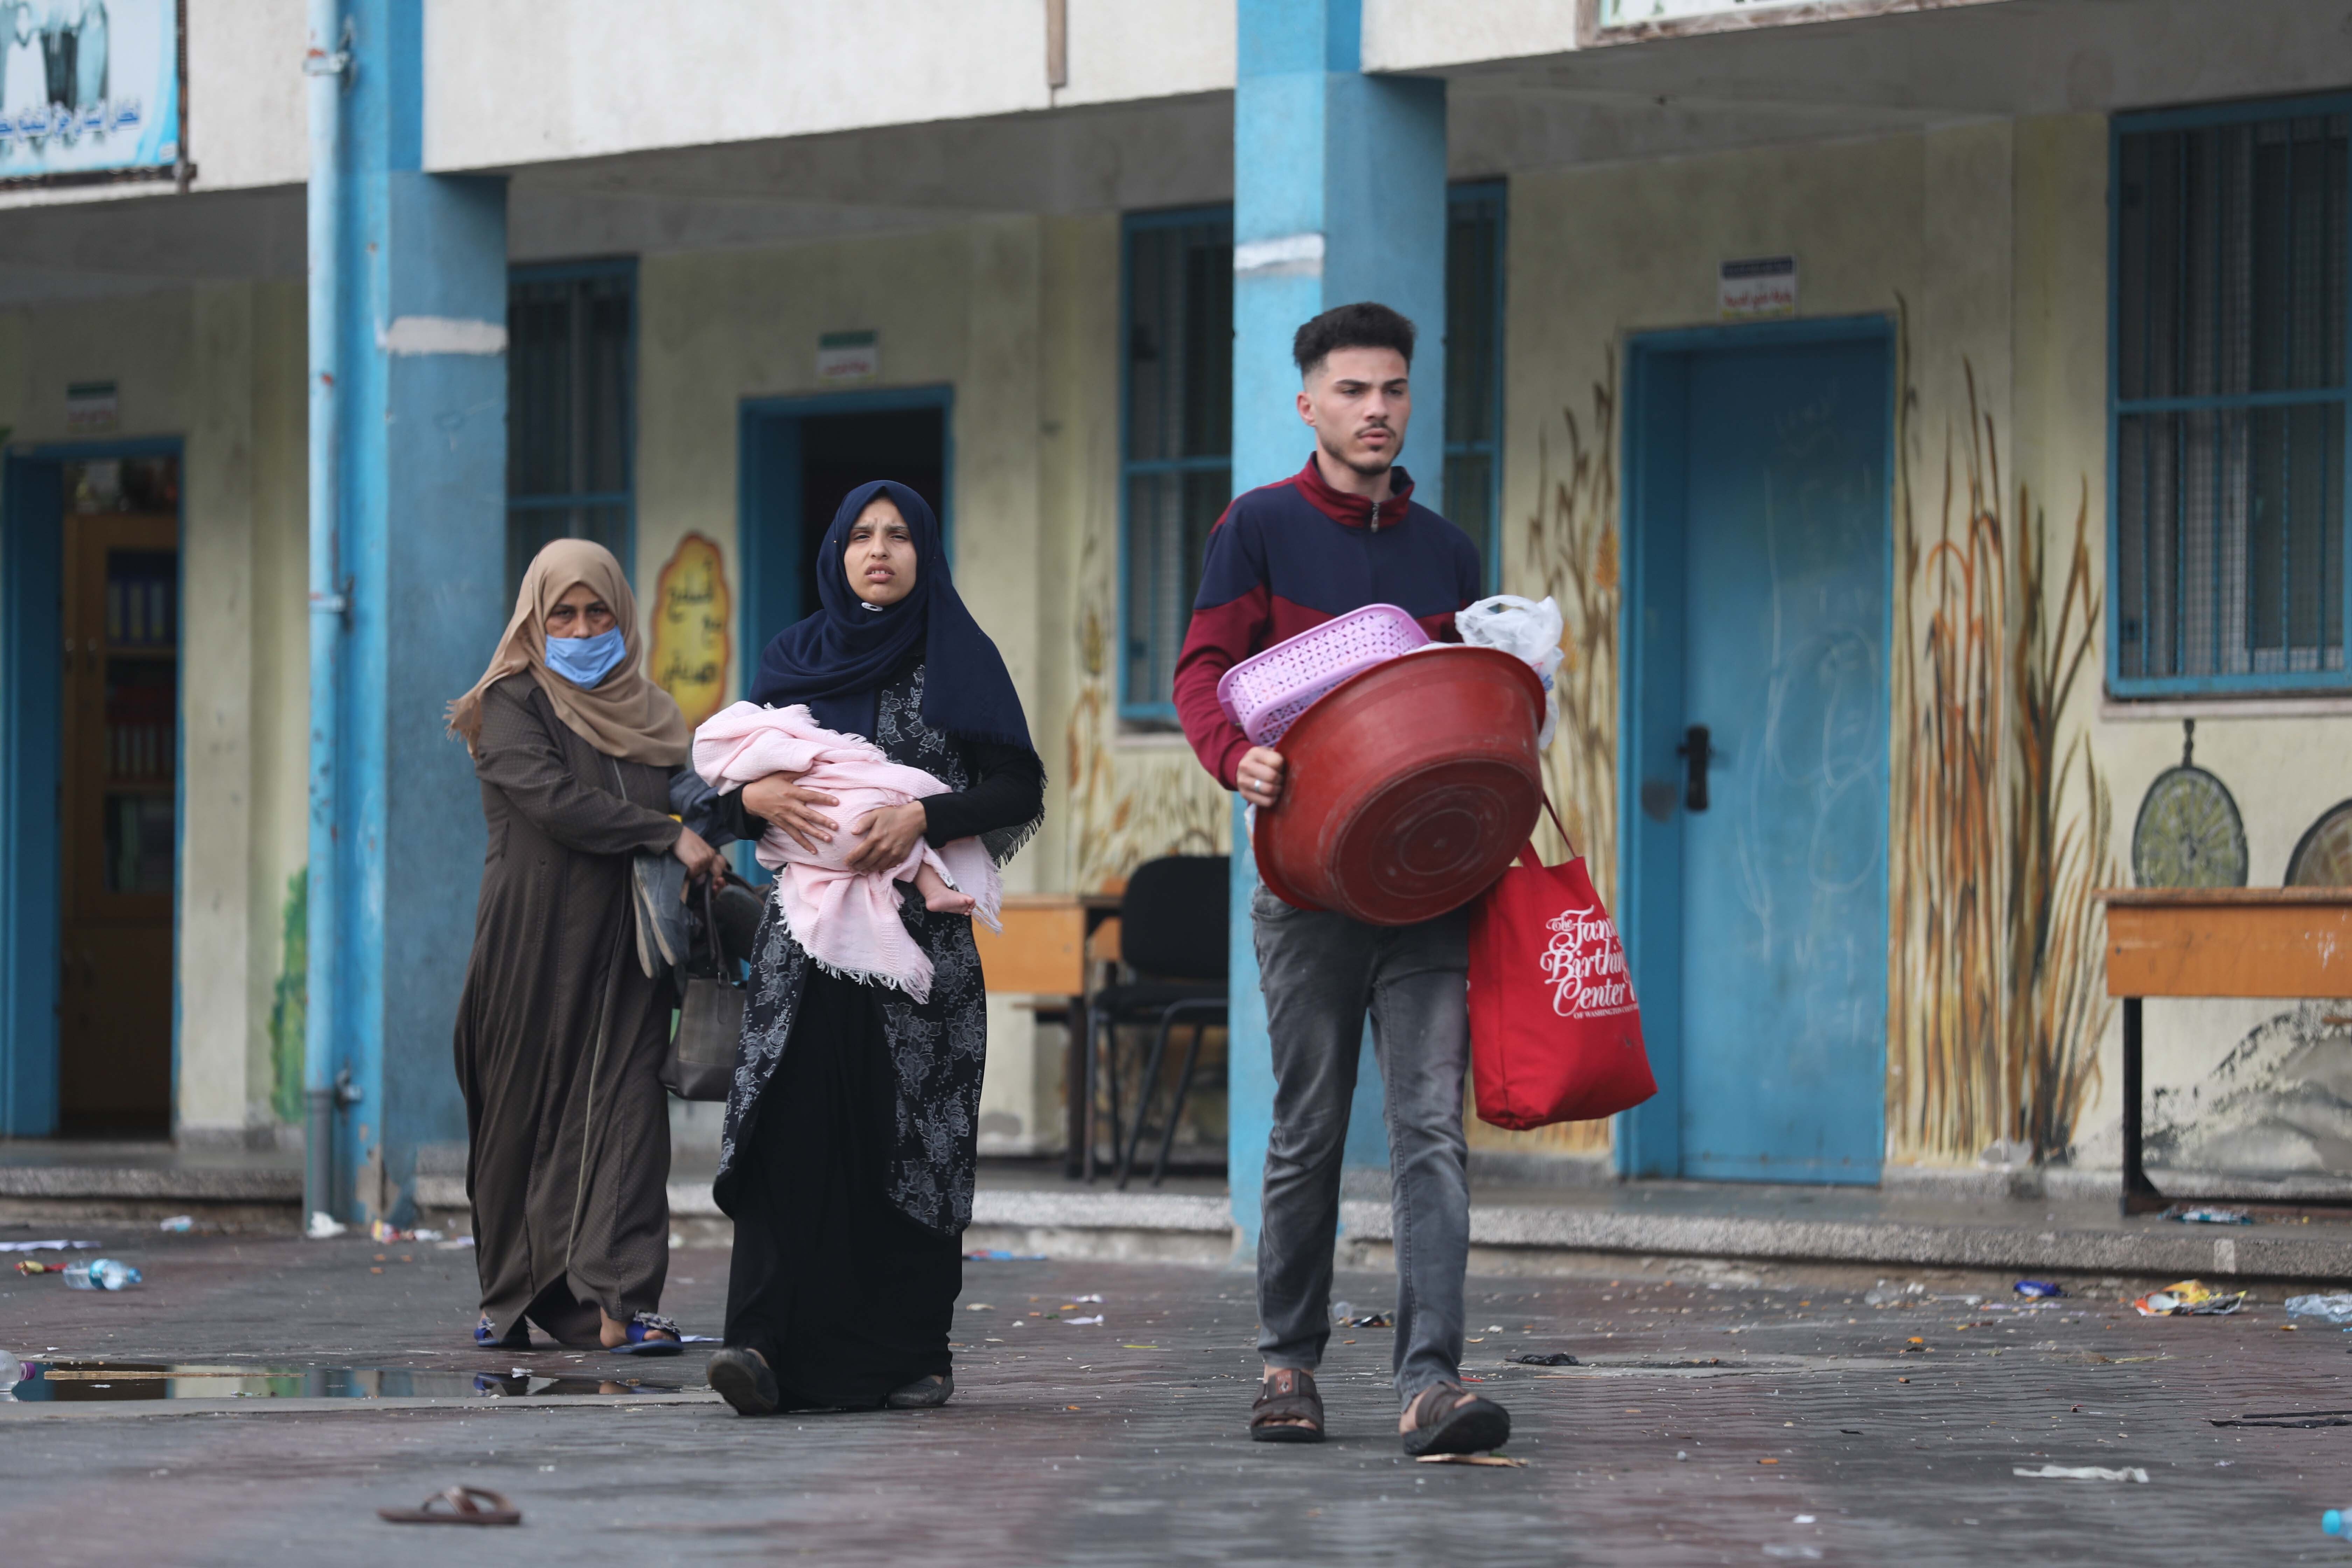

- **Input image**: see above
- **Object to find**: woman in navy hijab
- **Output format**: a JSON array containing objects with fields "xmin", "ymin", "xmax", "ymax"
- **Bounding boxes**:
[{"xmin": 702, "ymin": 481, "xmax": 1044, "ymax": 1418}]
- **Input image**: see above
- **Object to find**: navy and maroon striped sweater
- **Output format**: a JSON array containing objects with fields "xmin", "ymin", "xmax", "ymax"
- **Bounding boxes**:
[{"xmin": 1173, "ymin": 454, "xmax": 1483, "ymax": 790}]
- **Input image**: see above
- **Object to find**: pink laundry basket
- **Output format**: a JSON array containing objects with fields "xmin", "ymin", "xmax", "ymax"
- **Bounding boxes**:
[{"xmin": 1216, "ymin": 603, "xmax": 1429, "ymax": 747}]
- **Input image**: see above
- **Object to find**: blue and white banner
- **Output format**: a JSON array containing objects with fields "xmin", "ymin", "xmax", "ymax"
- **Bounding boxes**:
[{"xmin": 0, "ymin": 1, "xmax": 178, "ymax": 182}]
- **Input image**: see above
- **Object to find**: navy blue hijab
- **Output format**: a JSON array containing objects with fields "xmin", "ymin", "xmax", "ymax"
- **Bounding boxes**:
[{"xmin": 751, "ymin": 481, "xmax": 1031, "ymax": 750}]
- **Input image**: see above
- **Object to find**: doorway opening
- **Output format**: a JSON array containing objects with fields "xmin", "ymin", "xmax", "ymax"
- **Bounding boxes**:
[
  {"xmin": 1619, "ymin": 318, "xmax": 1893, "ymax": 1185},
  {"xmin": 0, "ymin": 448, "xmax": 181, "ymax": 1136},
  {"xmin": 740, "ymin": 388, "xmax": 952, "ymax": 671}
]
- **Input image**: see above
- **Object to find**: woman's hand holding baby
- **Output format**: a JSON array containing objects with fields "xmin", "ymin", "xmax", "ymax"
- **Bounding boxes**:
[
  {"xmin": 845, "ymin": 802, "xmax": 927, "ymax": 876},
  {"xmin": 742, "ymin": 770, "xmax": 841, "ymax": 852}
]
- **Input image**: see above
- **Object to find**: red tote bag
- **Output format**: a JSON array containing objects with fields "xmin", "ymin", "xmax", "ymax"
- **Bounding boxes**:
[{"xmin": 1466, "ymin": 805, "xmax": 1656, "ymax": 1130}]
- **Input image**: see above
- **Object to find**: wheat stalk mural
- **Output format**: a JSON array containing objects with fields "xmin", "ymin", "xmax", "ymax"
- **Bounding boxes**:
[
  {"xmin": 1519, "ymin": 371, "xmax": 1622, "ymax": 905},
  {"xmin": 1889, "ymin": 324, "xmax": 2116, "ymax": 1164},
  {"xmin": 1473, "ymin": 375, "xmax": 1624, "ymax": 1160}
]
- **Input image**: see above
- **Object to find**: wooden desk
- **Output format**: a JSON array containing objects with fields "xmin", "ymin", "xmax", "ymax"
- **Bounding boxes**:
[
  {"xmin": 976, "ymin": 892, "xmax": 1122, "ymax": 1177},
  {"xmin": 2099, "ymin": 888, "xmax": 2352, "ymax": 1214}
]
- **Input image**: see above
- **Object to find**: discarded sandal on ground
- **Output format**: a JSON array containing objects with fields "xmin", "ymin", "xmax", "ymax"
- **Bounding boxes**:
[
  {"xmin": 1399, "ymin": 1381, "xmax": 1511, "ymax": 1457},
  {"xmin": 610, "ymin": 1311, "xmax": 682, "ymax": 1356},
  {"xmin": 377, "ymin": 1486, "xmax": 521, "ymax": 1526},
  {"xmin": 1249, "ymin": 1367, "xmax": 1324, "ymax": 1443},
  {"xmin": 474, "ymin": 1316, "xmax": 527, "ymax": 1350},
  {"xmin": 707, "ymin": 1346, "xmax": 779, "ymax": 1416},
  {"xmin": 886, "ymin": 1371, "xmax": 954, "ymax": 1409}
]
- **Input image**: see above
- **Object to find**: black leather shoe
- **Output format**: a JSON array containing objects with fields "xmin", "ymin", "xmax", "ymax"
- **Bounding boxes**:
[
  {"xmin": 884, "ymin": 1371, "xmax": 953, "ymax": 1409},
  {"xmin": 707, "ymin": 1347, "xmax": 779, "ymax": 1416}
]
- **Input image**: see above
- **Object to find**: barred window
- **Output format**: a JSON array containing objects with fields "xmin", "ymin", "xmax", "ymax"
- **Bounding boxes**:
[
  {"xmin": 1120, "ymin": 211, "xmax": 1233, "ymax": 721},
  {"xmin": 2113, "ymin": 104, "xmax": 2348, "ymax": 693},
  {"xmin": 507, "ymin": 261, "xmax": 635, "ymax": 599},
  {"xmin": 1445, "ymin": 182, "xmax": 1506, "ymax": 586}
]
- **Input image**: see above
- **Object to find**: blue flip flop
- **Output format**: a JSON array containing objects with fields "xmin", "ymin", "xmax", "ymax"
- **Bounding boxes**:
[
  {"xmin": 475, "ymin": 1315, "xmax": 529, "ymax": 1349},
  {"xmin": 611, "ymin": 1312, "xmax": 684, "ymax": 1356}
]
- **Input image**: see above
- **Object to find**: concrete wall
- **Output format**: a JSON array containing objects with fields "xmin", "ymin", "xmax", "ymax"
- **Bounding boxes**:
[
  {"xmin": 424, "ymin": 0, "xmax": 1236, "ymax": 172},
  {"xmin": 0, "ymin": 283, "xmax": 309, "ymax": 1143},
  {"xmin": 186, "ymin": 0, "xmax": 309, "ymax": 192}
]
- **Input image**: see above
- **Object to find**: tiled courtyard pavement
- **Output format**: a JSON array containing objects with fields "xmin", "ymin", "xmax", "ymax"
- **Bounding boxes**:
[{"xmin": 3, "ymin": 1226, "xmax": 2347, "ymax": 1564}]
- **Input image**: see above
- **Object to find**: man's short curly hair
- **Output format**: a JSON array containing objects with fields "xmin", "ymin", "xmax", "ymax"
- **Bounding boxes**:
[{"xmin": 1292, "ymin": 301, "xmax": 1417, "ymax": 380}]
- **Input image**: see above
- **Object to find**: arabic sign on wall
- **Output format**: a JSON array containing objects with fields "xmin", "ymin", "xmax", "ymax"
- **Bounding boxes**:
[
  {"xmin": 1719, "ymin": 255, "xmax": 1798, "ymax": 318},
  {"xmin": 650, "ymin": 532, "xmax": 732, "ymax": 729},
  {"xmin": 0, "ymin": 0, "xmax": 182, "ymax": 185}
]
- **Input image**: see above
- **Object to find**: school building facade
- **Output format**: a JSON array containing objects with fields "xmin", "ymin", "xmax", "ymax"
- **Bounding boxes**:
[{"xmin": 0, "ymin": 0, "xmax": 2344, "ymax": 1230}]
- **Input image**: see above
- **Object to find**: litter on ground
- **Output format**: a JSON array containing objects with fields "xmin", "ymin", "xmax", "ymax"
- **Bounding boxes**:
[
  {"xmin": 2015, "ymin": 1464, "xmax": 2149, "ymax": 1483},
  {"xmin": 2132, "ymin": 1279, "xmax": 2247, "ymax": 1316},
  {"xmin": 2286, "ymin": 1294, "xmax": 2352, "ymax": 1325},
  {"xmin": 2161, "ymin": 1204, "xmax": 2253, "ymax": 1225},
  {"xmin": 377, "ymin": 1486, "xmax": 521, "ymax": 1527}
]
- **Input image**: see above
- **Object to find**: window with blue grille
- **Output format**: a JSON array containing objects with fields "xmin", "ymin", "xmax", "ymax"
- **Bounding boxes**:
[
  {"xmin": 507, "ymin": 260, "xmax": 636, "ymax": 599},
  {"xmin": 2111, "ymin": 100, "xmax": 2349, "ymax": 695},
  {"xmin": 1445, "ymin": 182, "xmax": 1507, "ymax": 586},
  {"xmin": 1120, "ymin": 209, "xmax": 1233, "ymax": 723}
]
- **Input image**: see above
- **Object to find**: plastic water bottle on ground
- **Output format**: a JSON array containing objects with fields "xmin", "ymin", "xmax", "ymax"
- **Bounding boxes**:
[
  {"xmin": 62, "ymin": 1258, "xmax": 141, "ymax": 1291},
  {"xmin": 2326, "ymin": 1509, "xmax": 2347, "ymax": 1537},
  {"xmin": 0, "ymin": 1347, "xmax": 20, "ymax": 1390}
]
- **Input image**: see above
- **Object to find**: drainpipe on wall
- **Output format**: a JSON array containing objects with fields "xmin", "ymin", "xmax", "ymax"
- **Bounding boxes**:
[{"xmin": 302, "ymin": 2, "xmax": 350, "ymax": 1238}]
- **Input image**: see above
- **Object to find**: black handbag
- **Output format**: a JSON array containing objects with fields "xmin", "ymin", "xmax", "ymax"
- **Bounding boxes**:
[{"xmin": 662, "ymin": 878, "xmax": 744, "ymax": 1102}]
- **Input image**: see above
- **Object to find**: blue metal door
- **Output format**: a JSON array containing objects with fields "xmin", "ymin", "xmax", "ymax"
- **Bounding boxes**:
[{"xmin": 1674, "ymin": 336, "xmax": 1889, "ymax": 1181}]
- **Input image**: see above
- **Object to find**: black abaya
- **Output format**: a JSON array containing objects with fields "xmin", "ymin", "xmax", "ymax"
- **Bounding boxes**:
[{"xmin": 721, "ymin": 967, "xmax": 961, "ymax": 1408}]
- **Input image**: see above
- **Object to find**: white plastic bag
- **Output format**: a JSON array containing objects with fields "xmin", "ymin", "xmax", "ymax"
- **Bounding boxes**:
[{"xmin": 1455, "ymin": 595, "xmax": 1564, "ymax": 749}]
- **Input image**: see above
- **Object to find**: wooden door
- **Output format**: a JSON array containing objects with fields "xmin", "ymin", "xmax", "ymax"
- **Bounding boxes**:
[{"xmin": 58, "ymin": 512, "xmax": 177, "ymax": 1132}]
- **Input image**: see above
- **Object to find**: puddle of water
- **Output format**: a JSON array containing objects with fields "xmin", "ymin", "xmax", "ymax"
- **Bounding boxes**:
[{"xmin": 3, "ymin": 1362, "xmax": 681, "ymax": 1402}]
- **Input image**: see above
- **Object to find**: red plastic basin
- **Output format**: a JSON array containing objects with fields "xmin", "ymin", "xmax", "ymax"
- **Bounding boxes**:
[{"xmin": 1254, "ymin": 646, "xmax": 1547, "ymax": 926}]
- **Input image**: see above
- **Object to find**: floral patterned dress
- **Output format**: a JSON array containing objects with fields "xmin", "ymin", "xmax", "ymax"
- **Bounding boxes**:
[{"xmin": 711, "ymin": 657, "xmax": 1043, "ymax": 1407}]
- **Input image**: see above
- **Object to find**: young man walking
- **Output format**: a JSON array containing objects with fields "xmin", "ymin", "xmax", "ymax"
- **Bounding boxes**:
[{"xmin": 1172, "ymin": 302, "xmax": 1508, "ymax": 1456}]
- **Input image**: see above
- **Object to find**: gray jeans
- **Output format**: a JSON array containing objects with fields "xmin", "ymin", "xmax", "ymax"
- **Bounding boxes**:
[{"xmin": 1251, "ymin": 884, "xmax": 1470, "ymax": 1405}]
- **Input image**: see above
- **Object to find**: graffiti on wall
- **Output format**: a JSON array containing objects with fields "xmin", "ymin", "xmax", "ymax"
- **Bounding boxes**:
[
  {"xmin": 1519, "ymin": 374, "xmax": 1623, "ymax": 904},
  {"xmin": 1469, "ymin": 377, "xmax": 1627, "ymax": 1162},
  {"xmin": 1886, "ymin": 326, "xmax": 2118, "ymax": 1166},
  {"xmin": 649, "ymin": 532, "xmax": 732, "ymax": 729},
  {"xmin": 269, "ymin": 867, "xmax": 305, "ymax": 1125},
  {"xmin": 1062, "ymin": 526, "xmax": 1228, "ymax": 893}
]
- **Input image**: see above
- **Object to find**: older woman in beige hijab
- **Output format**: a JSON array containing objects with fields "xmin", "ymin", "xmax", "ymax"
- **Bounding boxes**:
[{"xmin": 448, "ymin": 539, "xmax": 716, "ymax": 1354}]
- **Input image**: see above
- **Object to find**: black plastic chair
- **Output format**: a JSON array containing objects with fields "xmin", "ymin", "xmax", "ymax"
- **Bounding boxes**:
[{"xmin": 1083, "ymin": 855, "xmax": 1228, "ymax": 1188}]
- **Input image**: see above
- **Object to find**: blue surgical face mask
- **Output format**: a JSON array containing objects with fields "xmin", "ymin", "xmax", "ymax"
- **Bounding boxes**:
[{"xmin": 544, "ymin": 626, "xmax": 629, "ymax": 688}]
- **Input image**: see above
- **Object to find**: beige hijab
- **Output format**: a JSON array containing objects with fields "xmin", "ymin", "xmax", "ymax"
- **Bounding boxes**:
[{"xmin": 447, "ymin": 538, "xmax": 691, "ymax": 767}]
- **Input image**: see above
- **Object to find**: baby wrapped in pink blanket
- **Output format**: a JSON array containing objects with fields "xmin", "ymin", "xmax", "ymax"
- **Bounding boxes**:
[{"xmin": 693, "ymin": 701, "xmax": 1001, "ymax": 1002}]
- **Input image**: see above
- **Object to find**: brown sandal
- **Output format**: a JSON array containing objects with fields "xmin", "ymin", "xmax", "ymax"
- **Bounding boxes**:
[
  {"xmin": 376, "ymin": 1486, "xmax": 522, "ymax": 1526},
  {"xmin": 1250, "ymin": 1367, "xmax": 1325, "ymax": 1444},
  {"xmin": 1400, "ymin": 1381, "xmax": 1511, "ymax": 1457}
]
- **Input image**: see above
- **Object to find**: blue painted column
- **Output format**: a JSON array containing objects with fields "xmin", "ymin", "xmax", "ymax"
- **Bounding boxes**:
[
  {"xmin": 1226, "ymin": 0, "xmax": 1449, "ymax": 1250},
  {"xmin": 316, "ymin": 1, "xmax": 508, "ymax": 1222}
]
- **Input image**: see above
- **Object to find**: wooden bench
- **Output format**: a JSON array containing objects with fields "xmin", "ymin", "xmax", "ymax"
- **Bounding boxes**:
[
  {"xmin": 974, "ymin": 892, "xmax": 1122, "ymax": 1177},
  {"xmin": 2098, "ymin": 887, "xmax": 2352, "ymax": 1214}
]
